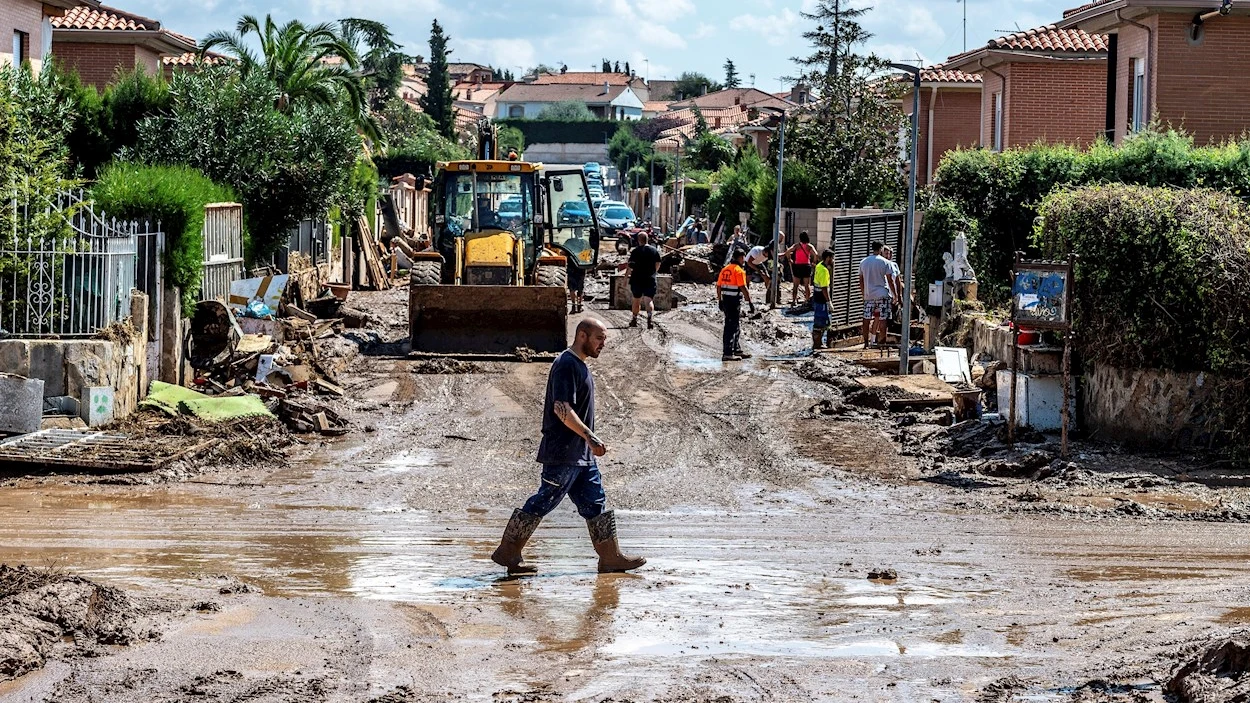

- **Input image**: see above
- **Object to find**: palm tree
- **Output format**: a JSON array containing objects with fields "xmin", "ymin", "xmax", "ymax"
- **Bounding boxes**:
[{"xmin": 201, "ymin": 15, "xmax": 373, "ymax": 134}]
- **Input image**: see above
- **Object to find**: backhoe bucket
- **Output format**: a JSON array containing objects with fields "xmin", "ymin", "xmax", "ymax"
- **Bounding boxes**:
[{"xmin": 409, "ymin": 283, "xmax": 568, "ymax": 355}]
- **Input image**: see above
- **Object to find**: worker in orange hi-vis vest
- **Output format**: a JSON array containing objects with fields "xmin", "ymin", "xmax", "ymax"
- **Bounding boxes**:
[{"xmin": 716, "ymin": 248, "xmax": 755, "ymax": 362}]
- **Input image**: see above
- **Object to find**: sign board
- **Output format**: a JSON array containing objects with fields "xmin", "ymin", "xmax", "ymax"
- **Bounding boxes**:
[{"xmin": 1011, "ymin": 255, "xmax": 1072, "ymax": 331}]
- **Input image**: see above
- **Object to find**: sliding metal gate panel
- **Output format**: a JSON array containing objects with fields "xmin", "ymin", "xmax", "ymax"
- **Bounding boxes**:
[{"xmin": 827, "ymin": 213, "xmax": 904, "ymax": 330}]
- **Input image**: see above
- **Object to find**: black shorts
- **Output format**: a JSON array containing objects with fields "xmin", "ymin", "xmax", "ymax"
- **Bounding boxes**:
[
  {"xmin": 630, "ymin": 279, "xmax": 657, "ymax": 299},
  {"xmin": 792, "ymin": 263, "xmax": 812, "ymax": 279},
  {"xmin": 567, "ymin": 265, "xmax": 586, "ymax": 292}
]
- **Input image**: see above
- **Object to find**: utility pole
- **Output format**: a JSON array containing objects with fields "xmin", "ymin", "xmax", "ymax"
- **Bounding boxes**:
[{"xmin": 890, "ymin": 63, "xmax": 922, "ymax": 375}]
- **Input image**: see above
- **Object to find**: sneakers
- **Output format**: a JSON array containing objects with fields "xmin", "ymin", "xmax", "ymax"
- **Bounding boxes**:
[
  {"xmin": 735, "ymin": 351, "xmax": 753, "ymax": 359},
  {"xmin": 721, "ymin": 354, "xmax": 743, "ymax": 361}
]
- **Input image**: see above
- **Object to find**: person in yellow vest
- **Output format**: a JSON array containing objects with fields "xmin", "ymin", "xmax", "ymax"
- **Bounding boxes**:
[
  {"xmin": 812, "ymin": 248, "xmax": 834, "ymax": 350},
  {"xmin": 716, "ymin": 248, "xmax": 755, "ymax": 361}
]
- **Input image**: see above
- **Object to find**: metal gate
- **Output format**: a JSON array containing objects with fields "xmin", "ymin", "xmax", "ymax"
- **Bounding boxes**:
[
  {"xmin": 270, "ymin": 217, "xmax": 329, "ymax": 272},
  {"xmin": 1, "ymin": 189, "xmax": 154, "ymax": 337},
  {"xmin": 827, "ymin": 212, "xmax": 905, "ymax": 330},
  {"xmin": 199, "ymin": 203, "xmax": 244, "ymax": 302}
]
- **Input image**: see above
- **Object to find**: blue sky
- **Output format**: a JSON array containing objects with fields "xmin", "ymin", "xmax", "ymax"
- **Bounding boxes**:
[{"xmin": 127, "ymin": 0, "xmax": 1079, "ymax": 91}]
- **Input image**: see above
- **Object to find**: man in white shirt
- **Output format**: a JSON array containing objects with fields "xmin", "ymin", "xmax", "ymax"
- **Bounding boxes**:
[
  {"xmin": 858, "ymin": 241, "xmax": 897, "ymax": 348},
  {"xmin": 745, "ymin": 244, "xmax": 773, "ymax": 295}
]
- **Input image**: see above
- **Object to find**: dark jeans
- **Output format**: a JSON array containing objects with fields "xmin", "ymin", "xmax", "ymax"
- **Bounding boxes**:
[
  {"xmin": 521, "ymin": 463, "xmax": 606, "ymax": 519},
  {"xmin": 720, "ymin": 296, "xmax": 742, "ymax": 356}
]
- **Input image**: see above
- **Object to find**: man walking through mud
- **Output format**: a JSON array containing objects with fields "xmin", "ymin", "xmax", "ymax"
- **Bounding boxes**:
[
  {"xmin": 627, "ymin": 231, "xmax": 662, "ymax": 329},
  {"xmin": 491, "ymin": 318, "xmax": 647, "ymax": 575}
]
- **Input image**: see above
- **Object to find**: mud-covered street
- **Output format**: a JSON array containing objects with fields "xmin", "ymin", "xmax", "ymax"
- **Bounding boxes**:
[{"xmin": 3, "ymin": 285, "xmax": 1250, "ymax": 702}]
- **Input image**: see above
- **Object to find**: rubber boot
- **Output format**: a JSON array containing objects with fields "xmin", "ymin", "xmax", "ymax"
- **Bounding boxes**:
[
  {"xmin": 812, "ymin": 329, "xmax": 824, "ymax": 351},
  {"xmin": 491, "ymin": 509, "xmax": 542, "ymax": 575},
  {"xmin": 587, "ymin": 510, "xmax": 646, "ymax": 573}
]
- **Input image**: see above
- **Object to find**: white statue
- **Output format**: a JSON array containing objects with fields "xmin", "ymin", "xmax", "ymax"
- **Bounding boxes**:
[
  {"xmin": 942, "ymin": 252, "xmax": 956, "ymax": 280},
  {"xmin": 951, "ymin": 233, "xmax": 977, "ymax": 282}
]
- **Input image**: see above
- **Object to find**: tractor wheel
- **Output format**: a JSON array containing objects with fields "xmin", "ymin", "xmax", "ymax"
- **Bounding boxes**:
[
  {"xmin": 536, "ymin": 263, "xmax": 567, "ymax": 288},
  {"xmin": 411, "ymin": 260, "xmax": 442, "ymax": 286}
]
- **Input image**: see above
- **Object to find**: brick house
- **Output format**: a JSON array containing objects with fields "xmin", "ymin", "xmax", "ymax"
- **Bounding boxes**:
[
  {"xmin": 898, "ymin": 66, "xmax": 983, "ymax": 183},
  {"xmin": 2, "ymin": 0, "xmax": 96, "ymax": 71},
  {"xmin": 50, "ymin": 4, "xmax": 196, "ymax": 90},
  {"xmin": 1059, "ymin": 0, "xmax": 1250, "ymax": 145},
  {"xmin": 945, "ymin": 25, "xmax": 1108, "ymax": 150}
]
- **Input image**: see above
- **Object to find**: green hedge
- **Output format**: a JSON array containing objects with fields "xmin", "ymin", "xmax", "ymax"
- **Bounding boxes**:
[
  {"xmin": 915, "ymin": 199, "xmax": 981, "ymax": 294},
  {"xmin": 1034, "ymin": 185, "xmax": 1250, "ymax": 375},
  {"xmin": 683, "ymin": 183, "xmax": 712, "ymax": 211},
  {"xmin": 92, "ymin": 163, "xmax": 238, "ymax": 311},
  {"xmin": 496, "ymin": 119, "xmax": 620, "ymax": 145},
  {"xmin": 927, "ymin": 129, "xmax": 1250, "ymax": 304}
]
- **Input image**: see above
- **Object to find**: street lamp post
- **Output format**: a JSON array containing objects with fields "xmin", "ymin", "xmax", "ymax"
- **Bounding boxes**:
[
  {"xmin": 890, "ymin": 62, "xmax": 922, "ymax": 375},
  {"xmin": 759, "ymin": 107, "xmax": 787, "ymax": 309}
]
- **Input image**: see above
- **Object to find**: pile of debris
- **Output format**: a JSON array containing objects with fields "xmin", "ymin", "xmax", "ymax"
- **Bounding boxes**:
[
  {"xmin": 184, "ymin": 272, "xmax": 367, "ymax": 436},
  {"xmin": 0, "ymin": 564, "xmax": 148, "ymax": 682}
]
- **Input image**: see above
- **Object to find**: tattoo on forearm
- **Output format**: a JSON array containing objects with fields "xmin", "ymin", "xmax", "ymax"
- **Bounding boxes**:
[{"xmin": 554, "ymin": 401, "xmax": 571, "ymax": 421}]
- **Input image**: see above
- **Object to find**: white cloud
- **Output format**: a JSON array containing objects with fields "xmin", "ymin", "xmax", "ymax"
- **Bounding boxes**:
[
  {"xmin": 691, "ymin": 22, "xmax": 716, "ymax": 40},
  {"xmin": 635, "ymin": 0, "xmax": 695, "ymax": 23},
  {"xmin": 729, "ymin": 9, "xmax": 800, "ymax": 47},
  {"xmin": 640, "ymin": 25, "xmax": 688, "ymax": 49},
  {"xmin": 457, "ymin": 38, "xmax": 537, "ymax": 71}
]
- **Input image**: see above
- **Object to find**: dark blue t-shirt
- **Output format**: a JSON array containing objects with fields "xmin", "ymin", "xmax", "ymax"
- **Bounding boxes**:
[{"xmin": 536, "ymin": 350, "xmax": 595, "ymax": 466}]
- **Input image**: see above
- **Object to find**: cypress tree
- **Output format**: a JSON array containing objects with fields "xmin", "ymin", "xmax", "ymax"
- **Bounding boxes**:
[{"xmin": 420, "ymin": 19, "xmax": 456, "ymax": 140}]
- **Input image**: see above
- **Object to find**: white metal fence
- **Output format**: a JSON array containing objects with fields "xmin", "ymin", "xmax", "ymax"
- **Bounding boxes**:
[{"xmin": 0, "ymin": 189, "xmax": 159, "ymax": 338}]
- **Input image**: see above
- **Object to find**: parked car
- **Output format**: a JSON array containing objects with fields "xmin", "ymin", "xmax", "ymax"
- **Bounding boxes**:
[
  {"xmin": 597, "ymin": 205, "xmax": 637, "ymax": 234},
  {"xmin": 596, "ymin": 200, "xmax": 628, "ymax": 214},
  {"xmin": 584, "ymin": 162, "xmax": 602, "ymax": 175},
  {"xmin": 590, "ymin": 195, "xmax": 606, "ymax": 211},
  {"xmin": 557, "ymin": 200, "xmax": 594, "ymax": 225}
]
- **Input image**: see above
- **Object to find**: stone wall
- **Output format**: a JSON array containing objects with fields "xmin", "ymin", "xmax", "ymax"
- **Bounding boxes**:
[
  {"xmin": 0, "ymin": 292, "xmax": 148, "ymax": 427},
  {"xmin": 1082, "ymin": 364, "xmax": 1215, "ymax": 449}
]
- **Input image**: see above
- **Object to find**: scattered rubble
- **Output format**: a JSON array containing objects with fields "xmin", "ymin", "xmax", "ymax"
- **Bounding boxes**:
[
  {"xmin": 866, "ymin": 568, "xmax": 898, "ymax": 581},
  {"xmin": 0, "ymin": 564, "xmax": 149, "ymax": 682},
  {"xmin": 412, "ymin": 358, "xmax": 483, "ymax": 374}
]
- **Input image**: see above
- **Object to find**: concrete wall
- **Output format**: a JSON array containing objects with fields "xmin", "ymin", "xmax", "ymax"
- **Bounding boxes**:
[
  {"xmin": 1082, "ymin": 363, "xmax": 1214, "ymax": 448},
  {"xmin": 0, "ymin": 292, "xmax": 149, "ymax": 427},
  {"xmin": 523, "ymin": 143, "xmax": 610, "ymax": 167}
]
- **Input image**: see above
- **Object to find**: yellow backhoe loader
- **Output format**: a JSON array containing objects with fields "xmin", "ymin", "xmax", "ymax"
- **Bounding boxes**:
[{"xmin": 408, "ymin": 122, "xmax": 600, "ymax": 355}]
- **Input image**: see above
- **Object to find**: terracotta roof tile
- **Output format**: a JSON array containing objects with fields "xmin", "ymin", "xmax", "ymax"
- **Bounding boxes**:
[
  {"xmin": 989, "ymin": 24, "xmax": 1107, "ymax": 53},
  {"xmin": 496, "ymin": 83, "xmax": 633, "ymax": 104},
  {"xmin": 162, "ymin": 51, "xmax": 227, "ymax": 67},
  {"xmin": 668, "ymin": 87, "xmax": 795, "ymax": 111},
  {"xmin": 1063, "ymin": 0, "xmax": 1115, "ymax": 18},
  {"xmin": 921, "ymin": 67, "xmax": 982, "ymax": 84},
  {"xmin": 52, "ymin": 5, "xmax": 155, "ymax": 31},
  {"xmin": 532, "ymin": 72, "xmax": 639, "ymax": 86}
]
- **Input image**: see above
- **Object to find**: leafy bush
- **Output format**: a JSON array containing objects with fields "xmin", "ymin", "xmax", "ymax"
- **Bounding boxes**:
[
  {"xmin": 1034, "ymin": 185, "xmax": 1250, "ymax": 375},
  {"xmin": 753, "ymin": 158, "xmax": 823, "ymax": 236},
  {"xmin": 915, "ymin": 199, "xmax": 981, "ymax": 295},
  {"xmin": 536, "ymin": 101, "xmax": 595, "ymax": 121},
  {"xmin": 931, "ymin": 128, "xmax": 1250, "ymax": 304},
  {"xmin": 608, "ymin": 123, "xmax": 650, "ymax": 175},
  {"xmin": 92, "ymin": 163, "xmax": 238, "ymax": 310},
  {"xmin": 707, "ymin": 149, "xmax": 766, "ymax": 228},
  {"xmin": 683, "ymin": 183, "xmax": 711, "ymax": 211},
  {"xmin": 131, "ymin": 67, "xmax": 359, "ymax": 262},
  {"xmin": 497, "ymin": 125, "xmax": 525, "ymax": 155},
  {"xmin": 687, "ymin": 132, "xmax": 734, "ymax": 171}
]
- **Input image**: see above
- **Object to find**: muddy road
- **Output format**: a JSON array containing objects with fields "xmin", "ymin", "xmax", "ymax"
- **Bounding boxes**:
[{"xmin": 1, "ymin": 286, "xmax": 1249, "ymax": 702}]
